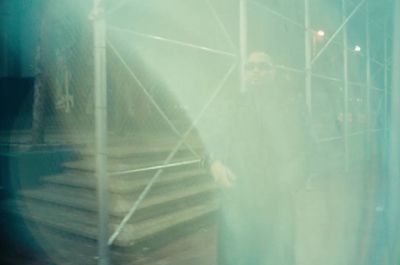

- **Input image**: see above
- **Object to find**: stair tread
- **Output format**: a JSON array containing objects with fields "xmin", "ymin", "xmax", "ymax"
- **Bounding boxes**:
[
  {"xmin": 120, "ymin": 200, "xmax": 217, "ymax": 246},
  {"xmin": 42, "ymin": 167, "xmax": 207, "ymax": 192},
  {"xmin": 6, "ymin": 198, "xmax": 217, "ymax": 247},
  {"xmin": 20, "ymin": 181, "xmax": 216, "ymax": 215},
  {"xmin": 80, "ymin": 141, "xmax": 203, "ymax": 158},
  {"xmin": 63, "ymin": 156, "xmax": 201, "ymax": 172}
]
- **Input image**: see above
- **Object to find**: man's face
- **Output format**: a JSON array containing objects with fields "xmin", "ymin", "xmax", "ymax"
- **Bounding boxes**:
[{"xmin": 245, "ymin": 52, "xmax": 275, "ymax": 87}]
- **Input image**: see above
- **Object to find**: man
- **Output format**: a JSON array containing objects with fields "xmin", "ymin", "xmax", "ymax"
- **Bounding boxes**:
[{"xmin": 209, "ymin": 51, "xmax": 310, "ymax": 265}]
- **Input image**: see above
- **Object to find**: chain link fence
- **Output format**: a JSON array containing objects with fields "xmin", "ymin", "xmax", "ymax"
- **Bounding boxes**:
[{"xmin": 2, "ymin": 0, "xmax": 395, "ymax": 264}]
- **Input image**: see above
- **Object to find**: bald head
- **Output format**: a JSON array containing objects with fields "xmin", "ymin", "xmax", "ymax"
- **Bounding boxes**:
[
  {"xmin": 245, "ymin": 51, "xmax": 276, "ymax": 87},
  {"xmin": 248, "ymin": 52, "xmax": 273, "ymax": 64}
]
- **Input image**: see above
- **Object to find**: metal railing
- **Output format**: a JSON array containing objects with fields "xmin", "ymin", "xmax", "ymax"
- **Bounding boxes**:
[{"xmin": 89, "ymin": 0, "xmax": 394, "ymax": 264}]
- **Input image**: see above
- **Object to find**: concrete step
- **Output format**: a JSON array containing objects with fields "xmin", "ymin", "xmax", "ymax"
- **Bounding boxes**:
[
  {"xmin": 79, "ymin": 140, "xmax": 204, "ymax": 160},
  {"xmin": 62, "ymin": 156, "xmax": 202, "ymax": 173},
  {"xmin": 17, "ymin": 185, "xmax": 216, "ymax": 225},
  {"xmin": 19, "ymin": 180, "xmax": 217, "ymax": 216},
  {"xmin": 9, "ymin": 197, "xmax": 218, "ymax": 248},
  {"xmin": 39, "ymin": 170, "xmax": 212, "ymax": 209},
  {"xmin": 105, "ymin": 131, "xmax": 201, "ymax": 145},
  {"xmin": 0, "ymin": 198, "xmax": 216, "ymax": 264},
  {"xmin": 41, "ymin": 167, "xmax": 209, "ymax": 193},
  {"xmin": 114, "ymin": 151, "xmax": 204, "ymax": 167}
]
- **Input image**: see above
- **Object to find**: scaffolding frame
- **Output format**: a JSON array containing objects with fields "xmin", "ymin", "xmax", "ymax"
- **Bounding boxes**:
[
  {"xmin": 91, "ymin": 0, "xmax": 393, "ymax": 264},
  {"xmin": 91, "ymin": 0, "xmax": 109, "ymax": 264}
]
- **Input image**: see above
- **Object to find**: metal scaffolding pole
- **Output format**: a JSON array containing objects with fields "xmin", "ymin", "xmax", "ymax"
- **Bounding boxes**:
[
  {"xmin": 91, "ymin": 0, "xmax": 110, "ymax": 264},
  {"xmin": 108, "ymin": 63, "xmax": 236, "ymax": 245},
  {"xmin": 107, "ymin": 41, "xmax": 201, "ymax": 160},
  {"xmin": 103, "ymin": 1, "xmax": 239, "ymax": 245},
  {"xmin": 365, "ymin": 1, "xmax": 371, "ymax": 161},
  {"xmin": 384, "ymin": 24, "xmax": 389, "ymax": 133},
  {"xmin": 311, "ymin": 0, "xmax": 365, "ymax": 66},
  {"xmin": 383, "ymin": 21, "xmax": 389, "ymax": 183},
  {"xmin": 239, "ymin": 0, "xmax": 247, "ymax": 93},
  {"xmin": 388, "ymin": 1, "xmax": 400, "ymax": 261},
  {"xmin": 206, "ymin": 0, "xmax": 237, "ymax": 52},
  {"xmin": 108, "ymin": 27, "xmax": 236, "ymax": 57},
  {"xmin": 248, "ymin": 0, "xmax": 304, "ymax": 29},
  {"xmin": 304, "ymin": 0, "xmax": 312, "ymax": 114},
  {"xmin": 342, "ymin": 0, "xmax": 349, "ymax": 171}
]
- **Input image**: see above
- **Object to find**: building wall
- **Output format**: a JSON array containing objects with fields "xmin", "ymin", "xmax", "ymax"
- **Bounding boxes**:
[{"xmin": 0, "ymin": 0, "xmax": 45, "ymax": 78}]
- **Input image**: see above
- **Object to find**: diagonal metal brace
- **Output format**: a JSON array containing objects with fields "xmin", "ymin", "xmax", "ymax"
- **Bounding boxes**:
[
  {"xmin": 108, "ymin": 62, "xmax": 236, "ymax": 246},
  {"xmin": 108, "ymin": 41, "xmax": 201, "ymax": 158},
  {"xmin": 311, "ymin": 0, "xmax": 366, "ymax": 65},
  {"xmin": 108, "ymin": 26, "xmax": 236, "ymax": 57}
]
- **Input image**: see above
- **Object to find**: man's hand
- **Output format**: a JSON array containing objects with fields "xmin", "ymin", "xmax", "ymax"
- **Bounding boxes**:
[{"xmin": 210, "ymin": 160, "xmax": 236, "ymax": 188}]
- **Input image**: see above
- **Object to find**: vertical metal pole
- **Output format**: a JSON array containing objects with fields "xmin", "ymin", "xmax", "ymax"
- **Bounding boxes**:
[
  {"xmin": 383, "ymin": 24, "xmax": 388, "ymax": 133},
  {"xmin": 92, "ymin": 0, "xmax": 110, "ymax": 264},
  {"xmin": 388, "ymin": 1, "xmax": 400, "ymax": 261},
  {"xmin": 381, "ymin": 19, "xmax": 390, "ymax": 264},
  {"xmin": 239, "ymin": 0, "xmax": 247, "ymax": 93},
  {"xmin": 383, "ymin": 21, "xmax": 389, "ymax": 175},
  {"xmin": 342, "ymin": 0, "xmax": 349, "ymax": 171},
  {"xmin": 304, "ymin": 0, "xmax": 312, "ymax": 114},
  {"xmin": 365, "ymin": 1, "xmax": 371, "ymax": 161}
]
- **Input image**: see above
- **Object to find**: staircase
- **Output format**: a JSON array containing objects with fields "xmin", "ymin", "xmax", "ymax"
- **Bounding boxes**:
[{"xmin": 2, "ymin": 133, "xmax": 218, "ymax": 264}]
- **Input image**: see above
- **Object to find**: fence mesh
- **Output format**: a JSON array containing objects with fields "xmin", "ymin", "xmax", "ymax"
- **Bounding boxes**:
[{"xmin": 3, "ymin": 0, "xmax": 396, "ymax": 264}]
